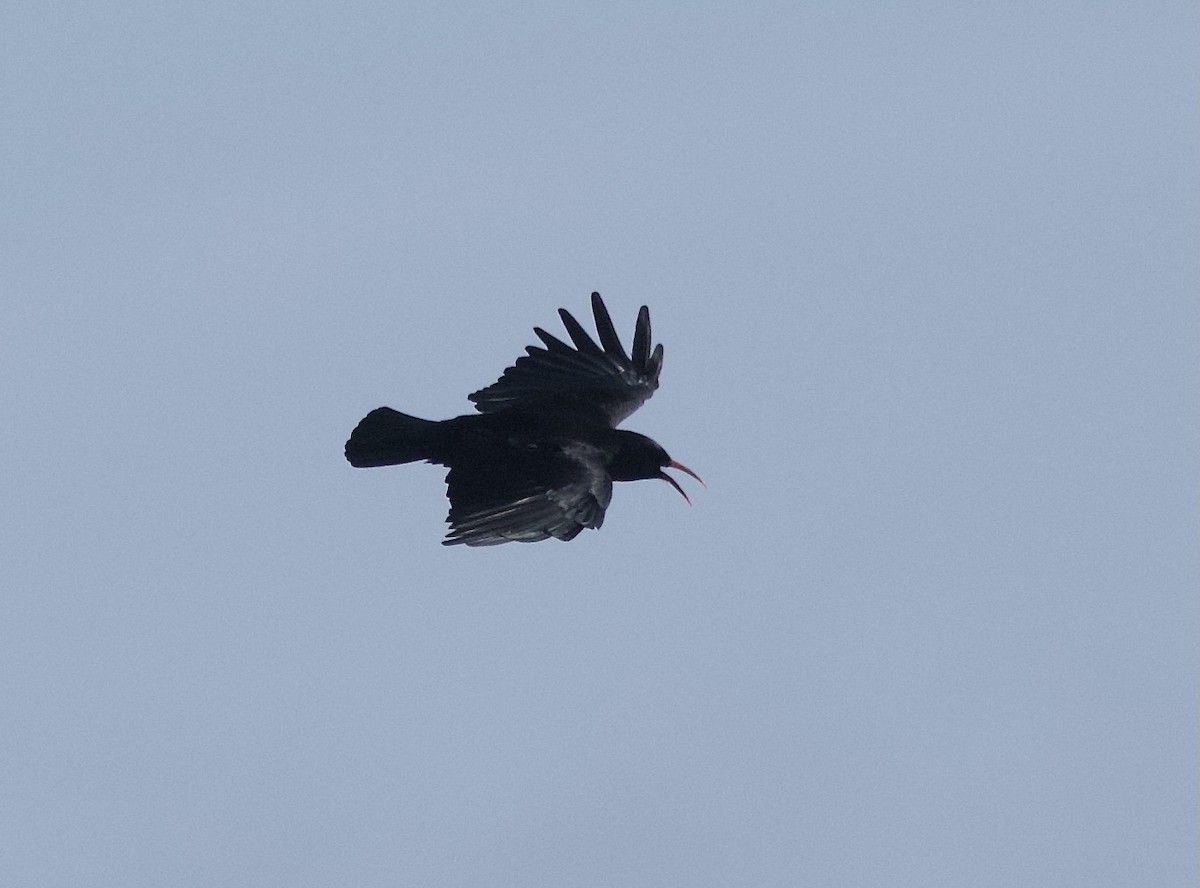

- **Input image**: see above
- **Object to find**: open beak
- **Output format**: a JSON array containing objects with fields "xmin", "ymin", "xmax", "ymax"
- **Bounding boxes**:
[{"xmin": 659, "ymin": 459, "xmax": 706, "ymax": 504}]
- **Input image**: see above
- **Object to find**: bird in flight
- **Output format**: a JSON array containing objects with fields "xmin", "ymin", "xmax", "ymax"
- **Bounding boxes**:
[{"xmin": 345, "ymin": 292, "xmax": 702, "ymax": 546}]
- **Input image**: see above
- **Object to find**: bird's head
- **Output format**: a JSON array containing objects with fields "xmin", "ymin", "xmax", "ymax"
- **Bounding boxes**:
[{"xmin": 607, "ymin": 431, "xmax": 704, "ymax": 503}]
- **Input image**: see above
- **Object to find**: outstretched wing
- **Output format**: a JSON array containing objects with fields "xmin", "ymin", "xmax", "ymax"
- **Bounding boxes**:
[
  {"xmin": 468, "ymin": 292, "xmax": 664, "ymax": 427},
  {"xmin": 442, "ymin": 443, "xmax": 613, "ymax": 546}
]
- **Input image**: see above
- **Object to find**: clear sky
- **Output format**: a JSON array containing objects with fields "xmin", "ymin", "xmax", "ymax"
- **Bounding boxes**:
[{"xmin": 3, "ymin": 3, "xmax": 1196, "ymax": 886}]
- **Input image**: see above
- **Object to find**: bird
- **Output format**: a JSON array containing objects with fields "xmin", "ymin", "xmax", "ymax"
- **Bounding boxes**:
[{"xmin": 345, "ymin": 291, "xmax": 702, "ymax": 546}]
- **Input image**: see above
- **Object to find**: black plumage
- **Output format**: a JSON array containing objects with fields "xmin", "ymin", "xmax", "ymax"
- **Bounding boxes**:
[{"xmin": 345, "ymin": 292, "xmax": 702, "ymax": 546}]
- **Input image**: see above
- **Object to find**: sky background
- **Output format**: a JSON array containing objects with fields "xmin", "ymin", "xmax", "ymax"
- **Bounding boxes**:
[{"xmin": 2, "ymin": 3, "xmax": 1196, "ymax": 886}]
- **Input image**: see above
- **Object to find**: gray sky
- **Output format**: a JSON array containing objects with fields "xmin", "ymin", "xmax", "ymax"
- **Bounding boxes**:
[{"xmin": 3, "ymin": 3, "xmax": 1196, "ymax": 886}]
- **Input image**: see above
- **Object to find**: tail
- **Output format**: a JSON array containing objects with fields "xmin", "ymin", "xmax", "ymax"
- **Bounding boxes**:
[{"xmin": 345, "ymin": 407, "xmax": 443, "ymax": 468}]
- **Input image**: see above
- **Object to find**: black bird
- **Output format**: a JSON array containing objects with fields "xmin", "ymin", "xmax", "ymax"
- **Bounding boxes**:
[{"xmin": 345, "ymin": 292, "xmax": 702, "ymax": 546}]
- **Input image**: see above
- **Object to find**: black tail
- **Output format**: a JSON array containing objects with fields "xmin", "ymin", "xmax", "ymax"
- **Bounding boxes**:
[{"xmin": 345, "ymin": 407, "xmax": 443, "ymax": 468}]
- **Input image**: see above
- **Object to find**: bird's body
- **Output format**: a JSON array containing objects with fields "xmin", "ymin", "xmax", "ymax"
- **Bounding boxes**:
[{"xmin": 345, "ymin": 293, "xmax": 700, "ymax": 546}]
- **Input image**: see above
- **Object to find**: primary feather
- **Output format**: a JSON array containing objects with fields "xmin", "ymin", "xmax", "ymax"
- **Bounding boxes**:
[{"xmin": 467, "ymin": 292, "xmax": 662, "ymax": 426}]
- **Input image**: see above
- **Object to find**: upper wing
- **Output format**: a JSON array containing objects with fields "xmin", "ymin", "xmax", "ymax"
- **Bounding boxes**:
[
  {"xmin": 467, "ymin": 292, "xmax": 664, "ymax": 427},
  {"xmin": 442, "ymin": 442, "xmax": 613, "ymax": 546}
]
